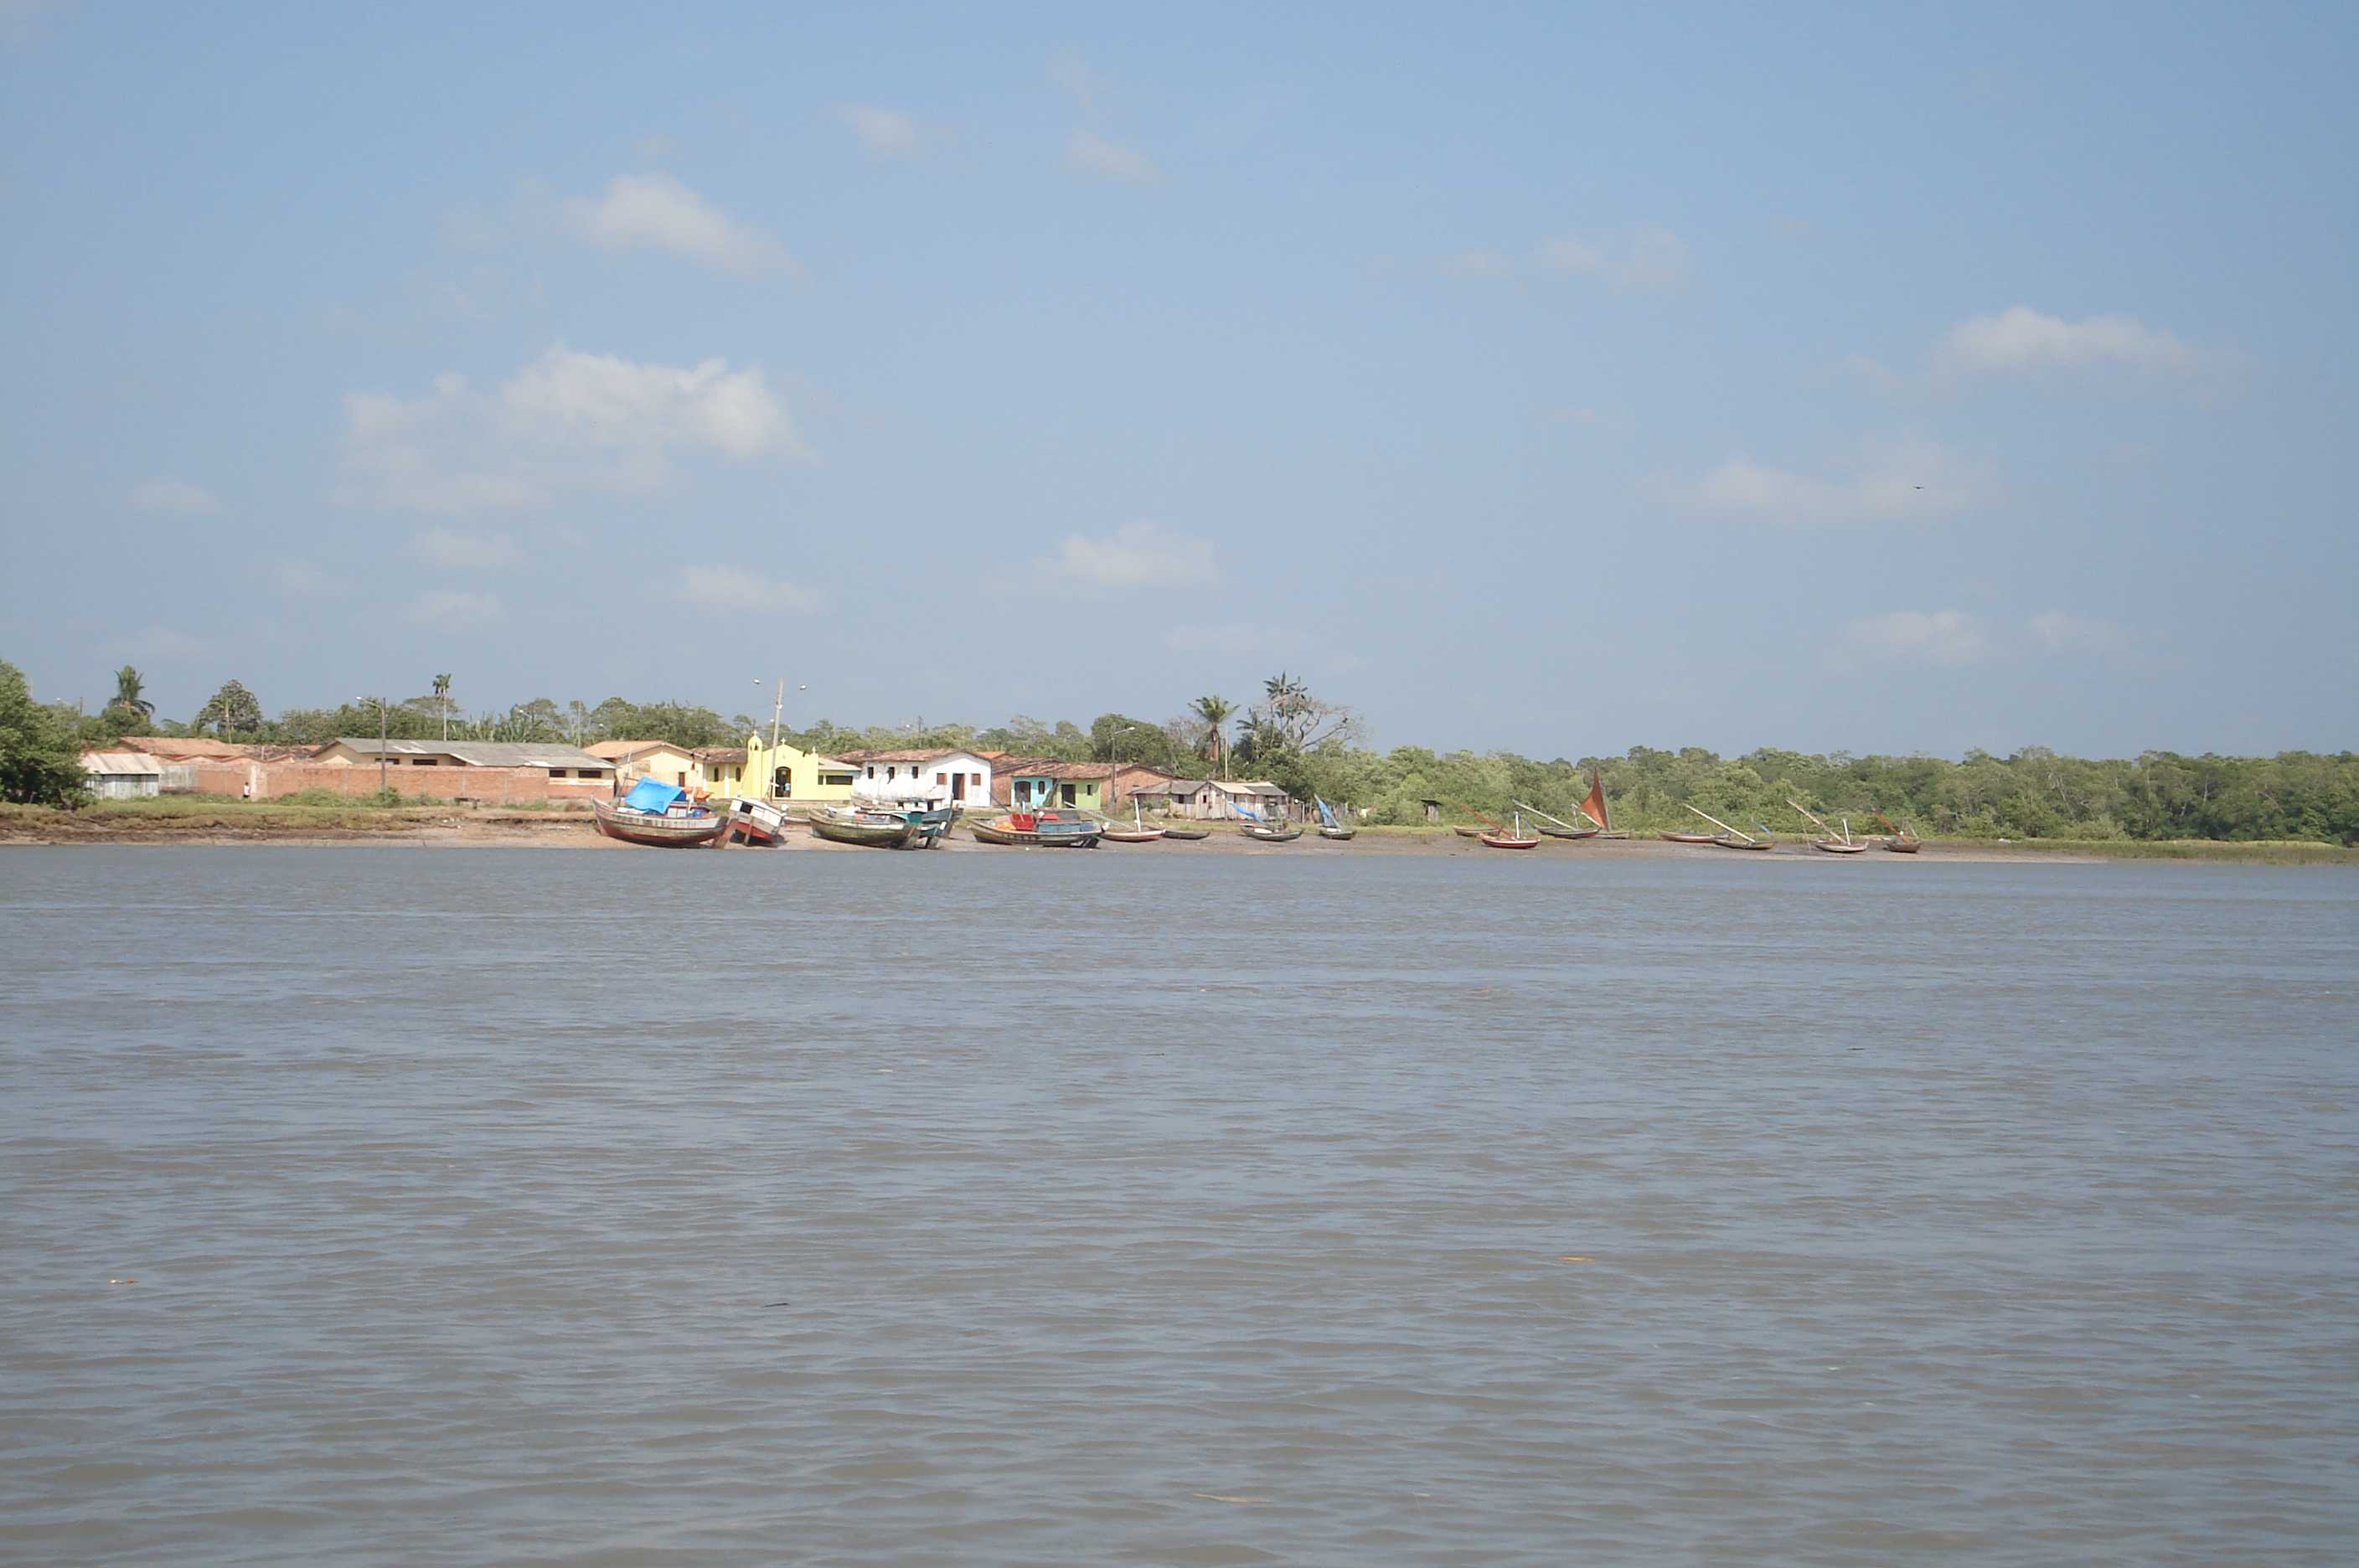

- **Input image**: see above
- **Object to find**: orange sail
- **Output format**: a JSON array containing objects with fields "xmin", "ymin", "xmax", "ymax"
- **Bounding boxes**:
[{"xmin": 1578, "ymin": 770, "xmax": 1610, "ymax": 829}]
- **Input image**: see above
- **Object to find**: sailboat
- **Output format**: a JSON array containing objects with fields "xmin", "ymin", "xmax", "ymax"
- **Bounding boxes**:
[
  {"xmin": 1871, "ymin": 808, "xmax": 1923, "ymax": 854},
  {"xmin": 1480, "ymin": 811, "xmax": 1543, "ymax": 849},
  {"xmin": 1514, "ymin": 798, "xmax": 1598, "ymax": 840},
  {"xmin": 1685, "ymin": 803, "xmax": 1775, "ymax": 850},
  {"xmin": 1098, "ymin": 797, "xmax": 1167, "ymax": 844},
  {"xmin": 1577, "ymin": 767, "xmax": 1630, "ymax": 838},
  {"xmin": 1790, "ymin": 798, "xmax": 1869, "ymax": 854},
  {"xmin": 1315, "ymin": 797, "xmax": 1355, "ymax": 840}
]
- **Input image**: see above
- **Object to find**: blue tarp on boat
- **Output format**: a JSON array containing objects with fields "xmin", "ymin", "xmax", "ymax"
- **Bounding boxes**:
[{"xmin": 624, "ymin": 778, "xmax": 686, "ymax": 813}]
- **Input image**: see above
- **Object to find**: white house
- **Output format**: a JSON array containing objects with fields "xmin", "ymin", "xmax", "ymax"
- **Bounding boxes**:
[{"xmin": 835, "ymin": 748, "xmax": 995, "ymax": 808}]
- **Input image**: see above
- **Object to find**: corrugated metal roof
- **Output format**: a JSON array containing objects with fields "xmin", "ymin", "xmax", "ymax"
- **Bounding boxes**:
[
  {"xmin": 82, "ymin": 750, "xmax": 164, "ymax": 775},
  {"xmin": 331, "ymin": 738, "xmax": 615, "ymax": 769}
]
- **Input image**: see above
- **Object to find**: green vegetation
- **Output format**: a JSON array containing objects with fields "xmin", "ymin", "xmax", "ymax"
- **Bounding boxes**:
[
  {"xmin": 18, "ymin": 654, "xmax": 2358, "ymax": 847},
  {"xmin": 0, "ymin": 659, "xmax": 90, "ymax": 806}
]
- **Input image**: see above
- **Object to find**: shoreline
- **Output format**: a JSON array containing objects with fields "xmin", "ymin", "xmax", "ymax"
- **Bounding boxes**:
[{"xmin": 3, "ymin": 805, "xmax": 2350, "ymax": 864}]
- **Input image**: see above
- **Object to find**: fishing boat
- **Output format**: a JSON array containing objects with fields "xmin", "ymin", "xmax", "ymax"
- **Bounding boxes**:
[
  {"xmin": 1659, "ymin": 830, "xmax": 1717, "ymax": 844},
  {"xmin": 1515, "ymin": 799, "xmax": 1598, "ymax": 839},
  {"xmin": 1481, "ymin": 812, "xmax": 1543, "ymax": 849},
  {"xmin": 726, "ymin": 797, "xmax": 789, "ymax": 846},
  {"xmin": 971, "ymin": 810, "xmax": 1100, "ymax": 847},
  {"xmin": 1871, "ymin": 808, "xmax": 1923, "ymax": 853},
  {"xmin": 811, "ymin": 802, "xmax": 956, "ymax": 849},
  {"xmin": 1314, "ymin": 797, "xmax": 1356, "ymax": 841},
  {"xmin": 1097, "ymin": 800, "xmax": 1167, "ymax": 844},
  {"xmin": 1453, "ymin": 825, "xmax": 1490, "ymax": 838},
  {"xmin": 1685, "ymin": 804, "xmax": 1775, "ymax": 852},
  {"xmin": 592, "ymin": 781, "xmax": 730, "ymax": 848},
  {"xmin": 1155, "ymin": 818, "xmax": 1211, "ymax": 840},
  {"xmin": 1790, "ymin": 799, "xmax": 1869, "ymax": 855},
  {"xmin": 1234, "ymin": 803, "xmax": 1303, "ymax": 842}
]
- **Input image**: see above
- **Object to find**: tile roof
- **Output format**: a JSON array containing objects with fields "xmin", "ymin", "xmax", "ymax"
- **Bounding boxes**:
[
  {"xmin": 82, "ymin": 750, "xmax": 163, "ymax": 775},
  {"xmin": 118, "ymin": 735, "xmax": 273, "ymax": 759},
  {"xmin": 584, "ymin": 740, "xmax": 687, "ymax": 761},
  {"xmin": 834, "ymin": 747, "xmax": 989, "ymax": 765},
  {"xmin": 331, "ymin": 738, "xmax": 616, "ymax": 770},
  {"xmin": 693, "ymin": 747, "xmax": 748, "ymax": 764}
]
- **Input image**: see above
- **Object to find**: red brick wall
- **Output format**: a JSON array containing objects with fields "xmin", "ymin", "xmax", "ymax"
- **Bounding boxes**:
[{"xmin": 183, "ymin": 761, "xmax": 607, "ymax": 803}]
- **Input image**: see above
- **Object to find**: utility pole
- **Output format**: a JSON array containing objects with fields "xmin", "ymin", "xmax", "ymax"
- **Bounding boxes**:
[{"xmin": 378, "ymin": 696, "xmax": 388, "ymax": 796}]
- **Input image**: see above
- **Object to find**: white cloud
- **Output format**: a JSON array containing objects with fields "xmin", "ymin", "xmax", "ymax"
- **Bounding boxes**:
[
  {"xmin": 676, "ymin": 565, "xmax": 818, "ymax": 612},
  {"xmin": 561, "ymin": 172, "xmax": 789, "ymax": 276},
  {"xmin": 129, "ymin": 477, "xmax": 224, "ymax": 514},
  {"xmin": 841, "ymin": 106, "xmax": 923, "ymax": 157},
  {"xmin": 267, "ymin": 560, "xmax": 345, "ymax": 596},
  {"xmin": 1844, "ymin": 610, "xmax": 1992, "ymax": 668},
  {"xmin": 1938, "ymin": 306, "xmax": 2192, "ymax": 374},
  {"xmin": 2029, "ymin": 611, "xmax": 2133, "ymax": 658},
  {"xmin": 1662, "ymin": 436, "xmax": 1989, "ymax": 526},
  {"xmin": 407, "ymin": 590, "xmax": 502, "ymax": 628},
  {"xmin": 1535, "ymin": 223, "xmax": 1689, "ymax": 289},
  {"xmin": 1048, "ymin": 46, "xmax": 1098, "ymax": 111},
  {"xmin": 1066, "ymin": 130, "xmax": 1159, "ymax": 185},
  {"xmin": 1035, "ymin": 521, "xmax": 1215, "ymax": 590},
  {"xmin": 410, "ymin": 527, "xmax": 523, "ymax": 570},
  {"xmin": 338, "ymin": 345, "xmax": 807, "ymax": 513}
]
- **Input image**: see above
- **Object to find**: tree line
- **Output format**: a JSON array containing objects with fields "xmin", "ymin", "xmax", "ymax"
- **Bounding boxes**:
[{"xmin": 7, "ymin": 658, "xmax": 2354, "ymax": 843}]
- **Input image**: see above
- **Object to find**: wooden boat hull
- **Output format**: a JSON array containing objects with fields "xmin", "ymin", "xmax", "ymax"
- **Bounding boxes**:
[
  {"xmin": 1099, "ymin": 828, "xmax": 1166, "ymax": 843},
  {"xmin": 591, "ymin": 799, "xmax": 729, "ymax": 848},
  {"xmin": 1711, "ymin": 835, "xmax": 1775, "ymax": 850},
  {"xmin": 1480, "ymin": 834, "xmax": 1542, "ymax": 849},
  {"xmin": 1240, "ymin": 826, "xmax": 1303, "ymax": 843},
  {"xmin": 1537, "ymin": 823, "xmax": 1598, "ymax": 839},
  {"xmin": 727, "ymin": 799, "xmax": 788, "ymax": 846},
  {"xmin": 1660, "ymin": 832, "xmax": 1717, "ymax": 844},
  {"xmin": 1452, "ymin": 825, "xmax": 1489, "ymax": 838},
  {"xmin": 1156, "ymin": 823, "xmax": 1210, "ymax": 839},
  {"xmin": 1884, "ymin": 838, "xmax": 1922, "ymax": 854},
  {"xmin": 969, "ymin": 820, "xmax": 1039, "ymax": 846},
  {"xmin": 1319, "ymin": 826, "xmax": 1355, "ymax": 840},
  {"xmin": 1813, "ymin": 839, "xmax": 1870, "ymax": 855},
  {"xmin": 813, "ymin": 818, "xmax": 922, "ymax": 848}
]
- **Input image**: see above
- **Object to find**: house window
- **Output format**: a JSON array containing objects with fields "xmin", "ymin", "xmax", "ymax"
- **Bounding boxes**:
[
  {"xmin": 576, "ymin": 770, "xmax": 596, "ymax": 779},
  {"xmin": 970, "ymin": 773, "xmax": 982, "ymax": 787},
  {"xmin": 865, "ymin": 766, "xmax": 875, "ymax": 779},
  {"xmin": 935, "ymin": 772, "xmax": 947, "ymax": 787},
  {"xmin": 886, "ymin": 766, "xmax": 897, "ymax": 781}
]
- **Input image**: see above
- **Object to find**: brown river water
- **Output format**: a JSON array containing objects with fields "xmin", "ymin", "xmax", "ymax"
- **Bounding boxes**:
[{"xmin": 3, "ymin": 846, "xmax": 2354, "ymax": 1565}]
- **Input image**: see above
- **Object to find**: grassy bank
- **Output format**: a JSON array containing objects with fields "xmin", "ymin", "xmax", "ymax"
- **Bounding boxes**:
[
  {"xmin": 1928, "ymin": 836, "xmax": 2358, "ymax": 866},
  {"xmin": 0, "ymin": 797, "xmax": 591, "ymax": 841}
]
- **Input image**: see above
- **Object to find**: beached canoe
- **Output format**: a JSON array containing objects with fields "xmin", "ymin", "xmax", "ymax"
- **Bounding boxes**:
[
  {"xmin": 1240, "ymin": 823, "xmax": 1303, "ymax": 843},
  {"xmin": 1659, "ymin": 831, "xmax": 1717, "ymax": 844},
  {"xmin": 591, "ymin": 794, "xmax": 729, "ymax": 848},
  {"xmin": 1480, "ymin": 832, "xmax": 1542, "ymax": 849}
]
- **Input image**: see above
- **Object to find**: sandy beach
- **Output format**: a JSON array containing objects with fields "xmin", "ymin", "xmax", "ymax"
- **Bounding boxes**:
[{"xmin": 0, "ymin": 805, "xmax": 2127, "ymax": 861}]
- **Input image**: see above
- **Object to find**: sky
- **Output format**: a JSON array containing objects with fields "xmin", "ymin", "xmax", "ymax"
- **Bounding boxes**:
[{"xmin": 3, "ymin": 1, "xmax": 2354, "ymax": 759}]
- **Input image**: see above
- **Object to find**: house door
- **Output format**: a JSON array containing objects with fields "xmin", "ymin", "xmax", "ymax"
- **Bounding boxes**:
[
  {"xmin": 1061, "ymin": 783, "xmax": 1076, "ymax": 807},
  {"xmin": 951, "ymin": 771, "xmax": 965, "ymax": 802}
]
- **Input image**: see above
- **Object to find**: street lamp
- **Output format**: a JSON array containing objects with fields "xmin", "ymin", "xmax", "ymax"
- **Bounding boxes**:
[{"xmin": 1107, "ymin": 722, "xmax": 1138, "ymax": 821}]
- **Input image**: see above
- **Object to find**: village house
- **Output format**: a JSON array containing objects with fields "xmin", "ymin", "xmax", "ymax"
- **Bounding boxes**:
[
  {"xmin": 80, "ymin": 748, "xmax": 163, "ymax": 799},
  {"xmin": 741, "ymin": 736, "xmax": 857, "ymax": 804},
  {"xmin": 312, "ymin": 738, "xmax": 618, "ymax": 796},
  {"xmin": 691, "ymin": 747, "xmax": 749, "ymax": 797},
  {"xmin": 993, "ymin": 760, "xmax": 1175, "ymax": 815},
  {"xmin": 1207, "ymin": 779, "xmax": 1297, "ymax": 820},
  {"xmin": 1130, "ymin": 776, "xmax": 1218, "ymax": 818},
  {"xmin": 585, "ymin": 740, "xmax": 700, "ymax": 789},
  {"xmin": 834, "ymin": 747, "xmax": 994, "ymax": 808}
]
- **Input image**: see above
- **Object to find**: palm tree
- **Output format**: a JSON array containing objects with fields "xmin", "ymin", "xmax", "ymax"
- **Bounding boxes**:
[
  {"xmin": 1190, "ymin": 694, "xmax": 1234, "ymax": 776},
  {"xmin": 431, "ymin": 673, "xmax": 452, "ymax": 742},
  {"xmin": 112, "ymin": 665, "xmax": 154, "ymax": 720}
]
